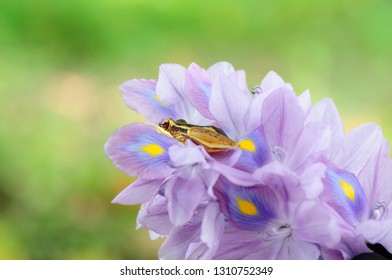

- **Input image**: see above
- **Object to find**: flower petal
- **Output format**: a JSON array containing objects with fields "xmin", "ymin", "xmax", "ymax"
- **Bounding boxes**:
[
  {"xmin": 185, "ymin": 242, "xmax": 209, "ymax": 259},
  {"xmin": 320, "ymin": 247, "xmax": 344, "ymax": 260},
  {"xmin": 244, "ymin": 71, "xmax": 294, "ymax": 129},
  {"xmin": 260, "ymin": 71, "xmax": 293, "ymax": 95},
  {"xmin": 203, "ymin": 169, "xmax": 220, "ymax": 199},
  {"xmin": 137, "ymin": 195, "xmax": 173, "ymax": 236},
  {"xmin": 244, "ymin": 238, "xmax": 285, "ymax": 259},
  {"xmin": 165, "ymin": 174, "xmax": 206, "ymax": 227},
  {"xmin": 294, "ymin": 201, "xmax": 341, "ymax": 248},
  {"xmin": 245, "ymin": 93, "xmax": 264, "ymax": 132},
  {"xmin": 212, "ymin": 148, "xmax": 242, "ymax": 167},
  {"xmin": 148, "ymin": 230, "xmax": 162, "ymax": 240},
  {"xmin": 254, "ymin": 162, "xmax": 302, "ymax": 203},
  {"xmin": 201, "ymin": 202, "xmax": 225, "ymax": 249},
  {"xmin": 213, "ymin": 225, "xmax": 262, "ymax": 260},
  {"xmin": 332, "ymin": 228, "xmax": 370, "ymax": 259},
  {"xmin": 209, "ymin": 74, "xmax": 251, "ymax": 139},
  {"xmin": 305, "ymin": 98, "xmax": 344, "ymax": 160},
  {"xmin": 357, "ymin": 219, "xmax": 392, "ymax": 252},
  {"xmin": 287, "ymin": 122, "xmax": 331, "ymax": 172},
  {"xmin": 358, "ymin": 140, "xmax": 392, "ymax": 209},
  {"xmin": 104, "ymin": 123, "xmax": 179, "ymax": 179},
  {"xmin": 168, "ymin": 143, "xmax": 208, "ymax": 167},
  {"xmin": 322, "ymin": 166, "xmax": 367, "ymax": 226},
  {"xmin": 156, "ymin": 64, "xmax": 207, "ymax": 124},
  {"xmin": 333, "ymin": 123, "xmax": 384, "ymax": 175},
  {"xmin": 261, "ymin": 87, "xmax": 305, "ymax": 155},
  {"xmin": 213, "ymin": 162, "xmax": 259, "ymax": 186},
  {"xmin": 215, "ymin": 178, "xmax": 278, "ymax": 231},
  {"xmin": 120, "ymin": 79, "xmax": 175, "ymax": 123},
  {"xmin": 278, "ymin": 237, "xmax": 321, "ymax": 260},
  {"xmin": 300, "ymin": 163, "xmax": 327, "ymax": 199},
  {"xmin": 112, "ymin": 179, "xmax": 161, "ymax": 205},
  {"xmin": 156, "ymin": 64, "xmax": 186, "ymax": 109},
  {"xmin": 158, "ymin": 208, "xmax": 204, "ymax": 259},
  {"xmin": 235, "ymin": 126, "xmax": 270, "ymax": 173},
  {"xmin": 297, "ymin": 90, "xmax": 311, "ymax": 112},
  {"xmin": 185, "ymin": 63, "xmax": 215, "ymax": 120},
  {"xmin": 207, "ymin": 61, "xmax": 235, "ymax": 79},
  {"xmin": 231, "ymin": 69, "xmax": 248, "ymax": 92}
]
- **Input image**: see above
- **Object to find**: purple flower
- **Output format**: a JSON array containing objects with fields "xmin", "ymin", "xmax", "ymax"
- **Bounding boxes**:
[
  {"xmin": 105, "ymin": 62, "xmax": 392, "ymax": 259},
  {"xmin": 212, "ymin": 162, "xmax": 340, "ymax": 260},
  {"xmin": 106, "ymin": 124, "xmax": 244, "ymax": 227},
  {"xmin": 356, "ymin": 141, "xmax": 392, "ymax": 252},
  {"xmin": 315, "ymin": 123, "xmax": 390, "ymax": 258}
]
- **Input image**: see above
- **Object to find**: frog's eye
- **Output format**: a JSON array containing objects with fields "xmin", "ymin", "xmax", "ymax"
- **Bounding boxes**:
[{"xmin": 159, "ymin": 120, "xmax": 169, "ymax": 130}]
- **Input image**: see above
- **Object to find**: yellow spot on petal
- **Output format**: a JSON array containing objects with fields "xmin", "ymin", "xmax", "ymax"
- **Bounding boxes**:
[
  {"xmin": 237, "ymin": 198, "xmax": 258, "ymax": 216},
  {"xmin": 238, "ymin": 139, "xmax": 256, "ymax": 153},
  {"xmin": 339, "ymin": 180, "xmax": 355, "ymax": 201},
  {"xmin": 141, "ymin": 143, "xmax": 164, "ymax": 157}
]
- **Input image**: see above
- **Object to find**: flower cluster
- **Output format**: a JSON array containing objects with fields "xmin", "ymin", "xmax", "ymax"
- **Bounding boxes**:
[{"xmin": 105, "ymin": 62, "xmax": 392, "ymax": 259}]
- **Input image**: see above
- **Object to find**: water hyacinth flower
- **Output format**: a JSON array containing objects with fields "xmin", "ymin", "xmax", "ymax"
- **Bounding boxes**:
[{"xmin": 105, "ymin": 62, "xmax": 392, "ymax": 259}]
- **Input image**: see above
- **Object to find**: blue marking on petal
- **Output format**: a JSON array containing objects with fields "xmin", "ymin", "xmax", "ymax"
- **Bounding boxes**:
[
  {"xmin": 216, "ymin": 178, "xmax": 277, "ymax": 231},
  {"xmin": 323, "ymin": 168, "xmax": 367, "ymax": 225},
  {"xmin": 105, "ymin": 123, "xmax": 179, "ymax": 179},
  {"xmin": 235, "ymin": 127, "xmax": 270, "ymax": 172}
]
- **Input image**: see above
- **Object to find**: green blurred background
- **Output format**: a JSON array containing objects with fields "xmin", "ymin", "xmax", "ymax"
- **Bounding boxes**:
[{"xmin": 0, "ymin": 0, "xmax": 391, "ymax": 259}]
